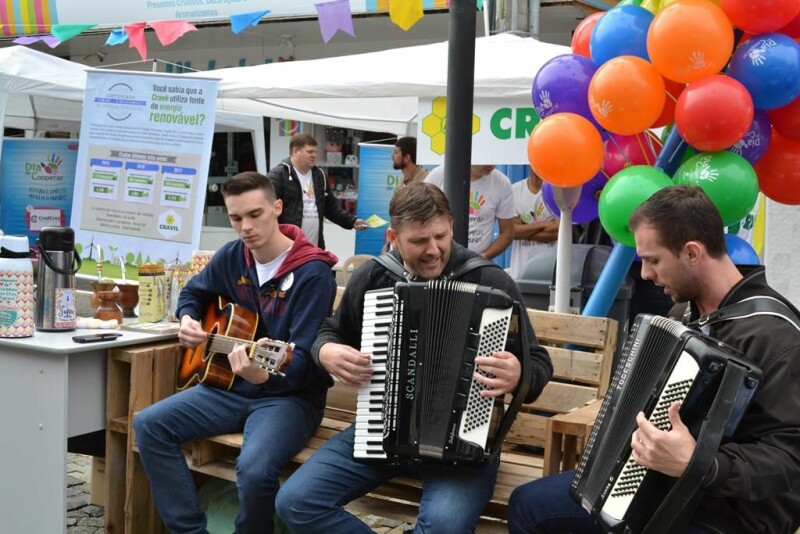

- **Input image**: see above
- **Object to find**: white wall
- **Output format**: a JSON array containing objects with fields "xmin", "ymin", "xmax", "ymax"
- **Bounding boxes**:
[{"xmin": 765, "ymin": 200, "xmax": 800, "ymax": 307}]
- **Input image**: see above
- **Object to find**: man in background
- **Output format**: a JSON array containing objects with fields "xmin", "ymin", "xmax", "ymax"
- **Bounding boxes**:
[
  {"xmin": 425, "ymin": 164, "xmax": 515, "ymax": 259},
  {"xmin": 267, "ymin": 133, "xmax": 367, "ymax": 250},
  {"xmin": 392, "ymin": 136, "xmax": 428, "ymax": 189}
]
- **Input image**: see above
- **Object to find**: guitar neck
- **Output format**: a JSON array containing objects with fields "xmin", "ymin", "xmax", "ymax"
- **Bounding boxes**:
[{"xmin": 207, "ymin": 333, "xmax": 294, "ymax": 375}]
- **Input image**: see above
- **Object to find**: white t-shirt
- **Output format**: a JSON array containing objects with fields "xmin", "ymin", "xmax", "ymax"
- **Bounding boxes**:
[
  {"xmin": 509, "ymin": 180, "xmax": 557, "ymax": 279},
  {"xmin": 425, "ymin": 167, "xmax": 516, "ymax": 254},
  {"xmin": 296, "ymin": 169, "xmax": 319, "ymax": 247},
  {"xmin": 255, "ymin": 248, "xmax": 291, "ymax": 286}
]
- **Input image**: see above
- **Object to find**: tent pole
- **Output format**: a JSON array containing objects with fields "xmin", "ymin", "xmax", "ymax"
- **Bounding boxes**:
[{"xmin": 443, "ymin": 0, "xmax": 477, "ymax": 248}]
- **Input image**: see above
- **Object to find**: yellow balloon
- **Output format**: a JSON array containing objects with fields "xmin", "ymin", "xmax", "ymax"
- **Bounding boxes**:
[{"xmin": 641, "ymin": 0, "xmax": 661, "ymax": 14}]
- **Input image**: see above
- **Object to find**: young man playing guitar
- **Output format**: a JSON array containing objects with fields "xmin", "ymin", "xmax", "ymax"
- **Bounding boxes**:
[{"xmin": 134, "ymin": 171, "xmax": 338, "ymax": 534}]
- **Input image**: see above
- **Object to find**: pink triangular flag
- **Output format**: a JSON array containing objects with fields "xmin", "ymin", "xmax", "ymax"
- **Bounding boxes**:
[
  {"xmin": 149, "ymin": 20, "xmax": 197, "ymax": 46},
  {"xmin": 315, "ymin": 0, "xmax": 355, "ymax": 43},
  {"xmin": 124, "ymin": 22, "xmax": 147, "ymax": 60}
]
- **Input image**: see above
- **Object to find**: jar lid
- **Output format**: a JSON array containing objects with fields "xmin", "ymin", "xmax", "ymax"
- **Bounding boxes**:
[{"xmin": 1, "ymin": 235, "xmax": 30, "ymax": 254}]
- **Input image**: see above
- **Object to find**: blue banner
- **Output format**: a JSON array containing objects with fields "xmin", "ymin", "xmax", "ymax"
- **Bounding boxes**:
[
  {"xmin": 0, "ymin": 138, "xmax": 79, "ymax": 242},
  {"xmin": 355, "ymin": 144, "xmax": 399, "ymax": 256}
]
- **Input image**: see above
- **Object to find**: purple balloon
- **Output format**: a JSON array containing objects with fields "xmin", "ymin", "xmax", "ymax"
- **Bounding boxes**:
[
  {"xmin": 542, "ymin": 173, "xmax": 606, "ymax": 224},
  {"xmin": 727, "ymin": 109, "xmax": 771, "ymax": 165},
  {"xmin": 532, "ymin": 54, "xmax": 599, "ymax": 126}
]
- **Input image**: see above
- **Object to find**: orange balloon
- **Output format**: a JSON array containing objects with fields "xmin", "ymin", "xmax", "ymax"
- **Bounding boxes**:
[
  {"xmin": 572, "ymin": 12, "xmax": 604, "ymax": 59},
  {"xmin": 527, "ymin": 113, "xmax": 605, "ymax": 188},
  {"xmin": 647, "ymin": 0, "xmax": 734, "ymax": 83},
  {"xmin": 588, "ymin": 56, "xmax": 666, "ymax": 135}
]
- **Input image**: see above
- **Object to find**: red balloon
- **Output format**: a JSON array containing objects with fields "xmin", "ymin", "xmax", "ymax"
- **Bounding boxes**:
[
  {"xmin": 572, "ymin": 12, "xmax": 604, "ymax": 59},
  {"xmin": 675, "ymin": 75, "xmax": 754, "ymax": 151},
  {"xmin": 777, "ymin": 10, "xmax": 800, "ymax": 37},
  {"xmin": 754, "ymin": 128, "xmax": 800, "ymax": 204},
  {"xmin": 768, "ymin": 95, "xmax": 800, "ymax": 139},
  {"xmin": 721, "ymin": 0, "xmax": 800, "ymax": 34},
  {"xmin": 602, "ymin": 131, "xmax": 663, "ymax": 179},
  {"xmin": 652, "ymin": 78, "xmax": 686, "ymax": 128}
]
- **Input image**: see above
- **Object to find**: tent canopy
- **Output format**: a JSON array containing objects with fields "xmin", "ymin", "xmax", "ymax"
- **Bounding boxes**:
[
  {"xmin": 200, "ymin": 33, "xmax": 571, "ymax": 135},
  {"xmin": 0, "ymin": 34, "xmax": 571, "ymax": 137}
]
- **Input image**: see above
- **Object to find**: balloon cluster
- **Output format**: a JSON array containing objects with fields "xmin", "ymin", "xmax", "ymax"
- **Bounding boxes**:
[{"xmin": 527, "ymin": 0, "xmax": 800, "ymax": 255}]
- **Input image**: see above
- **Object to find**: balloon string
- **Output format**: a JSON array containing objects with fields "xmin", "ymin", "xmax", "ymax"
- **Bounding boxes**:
[
  {"xmin": 607, "ymin": 133, "xmax": 634, "ymax": 167},
  {"xmin": 643, "ymin": 131, "xmax": 661, "ymax": 164}
]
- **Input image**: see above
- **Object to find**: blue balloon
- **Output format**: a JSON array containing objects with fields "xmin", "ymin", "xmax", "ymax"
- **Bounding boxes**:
[
  {"xmin": 725, "ymin": 234, "xmax": 760, "ymax": 265},
  {"xmin": 590, "ymin": 5, "xmax": 654, "ymax": 66},
  {"xmin": 728, "ymin": 109, "xmax": 771, "ymax": 165},
  {"xmin": 729, "ymin": 33, "xmax": 800, "ymax": 110}
]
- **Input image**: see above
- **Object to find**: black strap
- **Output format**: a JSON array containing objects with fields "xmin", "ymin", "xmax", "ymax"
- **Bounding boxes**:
[
  {"xmin": 372, "ymin": 254, "xmax": 499, "ymax": 283},
  {"xmin": 689, "ymin": 296, "xmax": 800, "ymax": 333}
]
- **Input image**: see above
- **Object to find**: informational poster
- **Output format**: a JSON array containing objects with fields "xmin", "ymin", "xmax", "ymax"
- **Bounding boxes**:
[
  {"xmin": 355, "ymin": 144, "xmax": 398, "ymax": 256},
  {"xmin": 71, "ymin": 70, "xmax": 218, "ymax": 267},
  {"xmin": 0, "ymin": 138, "xmax": 79, "ymax": 242}
]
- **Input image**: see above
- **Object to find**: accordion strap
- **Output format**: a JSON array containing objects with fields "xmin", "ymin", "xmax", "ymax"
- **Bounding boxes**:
[
  {"xmin": 688, "ymin": 296, "xmax": 800, "ymax": 333},
  {"xmin": 373, "ymin": 253, "xmax": 498, "ymax": 282}
]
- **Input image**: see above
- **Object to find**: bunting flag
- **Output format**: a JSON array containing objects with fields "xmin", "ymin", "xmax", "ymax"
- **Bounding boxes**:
[
  {"xmin": 230, "ymin": 10, "xmax": 271, "ymax": 34},
  {"xmin": 12, "ymin": 35, "xmax": 60, "ymax": 48},
  {"xmin": 389, "ymin": 0, "xmax": 423, "ymax": 31},
  {"xmin": 105, "ymin": 28, "xmax": 129, "ymax": 46},
  {"xmin": 315, "ymin": 0, "xmax": 355, "ymax": 43},
  {"xmin": 124, "ymin": 22, "xmax": 147, "ymax": 61},
  {"xmin": 150, "ymin": 20, "xmax": 197, "ymax": 46},
  {"xmin": 50, "ymin": 24, "xmax": 96, "ymax": 43}
]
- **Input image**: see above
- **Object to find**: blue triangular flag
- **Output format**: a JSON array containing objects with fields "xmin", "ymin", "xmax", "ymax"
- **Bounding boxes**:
[
  {"xmin": 230, "ymin": 10, "xmax": 271, "ymax": 34},
  {"xmin": 105, "ymin": 28, "xmax": 128, "ymax": 46}
]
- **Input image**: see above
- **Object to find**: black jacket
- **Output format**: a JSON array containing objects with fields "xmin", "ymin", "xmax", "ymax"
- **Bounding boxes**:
[
  {"xmin": 673, "ymin": 267, "xmax": 800, "ymax": 533},
  {"xmin": 266, "ymin": 159, "xmax": 356, "ymax": 250},
  {"xmin": 312, "ymin": 243, "xmax": 553, "ymax": 405}
]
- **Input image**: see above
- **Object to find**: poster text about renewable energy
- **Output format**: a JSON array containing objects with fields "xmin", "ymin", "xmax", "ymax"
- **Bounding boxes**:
[{"xmin": 71, "ymin": 70, "xmax": 218, "ymax": 267}]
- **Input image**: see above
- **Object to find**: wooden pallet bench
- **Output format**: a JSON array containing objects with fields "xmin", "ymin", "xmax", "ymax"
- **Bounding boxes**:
[{"xmin": 108, "ymin": 306, "xmax": 617, "ymax": 533}]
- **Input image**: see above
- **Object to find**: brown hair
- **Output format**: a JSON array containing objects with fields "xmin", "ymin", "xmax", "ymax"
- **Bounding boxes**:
[
  {"xmin": 221, "ymin": 171, "xmax": 276, "ymax": 202},
  {"xmin": 389, "ymin": 183, "xmax": 453, "ymax": 230},
  {"xmin": 289, "ymin": 133, "xmax": 318, "ymax": 153},
  {"xmin": 629, "ymin": 185, "xmax": 726, "ymax": 258},
  {"xmin": 395, "ymin": 136, "xmax": 418, "ymax": 163}
]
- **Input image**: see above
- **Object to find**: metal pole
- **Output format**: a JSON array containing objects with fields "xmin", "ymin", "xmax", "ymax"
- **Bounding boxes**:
[
  {"xmin": 529, "ymin": 0, "xmax": 541, "ymax": 39},
  {"xmin": 444, "ymin": 0, "xmax": 477, "ymax": 247}
]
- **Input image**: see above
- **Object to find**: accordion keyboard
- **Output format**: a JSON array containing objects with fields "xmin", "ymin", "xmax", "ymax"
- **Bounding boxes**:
[
  {"xmin": 601, "ymin": 350, "xmax": 699, "ymax": 522},
  {"xmin": 354, "ymin": 288, "xmax": 395, "ymax": 460}
]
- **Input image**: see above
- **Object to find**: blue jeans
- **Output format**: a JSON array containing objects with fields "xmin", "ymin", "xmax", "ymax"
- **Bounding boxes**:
[
  {"xmin": 276, "ymin": 424, "xmax": 499, "ymax": 533},
  {"xmin": 134, "ymin": 384, "xmax": 321, "ymax": 534},
  {"xmin": 508, "ymin": 470, "xmax": 710, "ymax": 534}
]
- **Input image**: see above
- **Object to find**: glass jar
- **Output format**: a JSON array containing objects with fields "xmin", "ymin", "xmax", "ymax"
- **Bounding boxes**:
[{"xmin": 138, "ymin": 263, "xmax": 166, "ymax": 322}]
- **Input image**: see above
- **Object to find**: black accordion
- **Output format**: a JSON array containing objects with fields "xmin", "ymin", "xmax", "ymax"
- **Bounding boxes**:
[
  {"xmin": 355, "ymin": 280, "xmax": 530, "ymax": 465},
  {"xmin": 570, "ymin": 314, "xmax": 762, "ymax": 534}
]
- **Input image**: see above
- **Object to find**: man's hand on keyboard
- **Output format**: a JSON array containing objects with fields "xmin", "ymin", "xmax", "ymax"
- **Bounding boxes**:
[{"xmin": 319, "ymin": 342, "xmax": 373, "ymax": 387}]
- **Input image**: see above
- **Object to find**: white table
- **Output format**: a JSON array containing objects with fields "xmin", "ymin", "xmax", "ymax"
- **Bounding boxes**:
[{"xmin": 0, "ymin": 327, "xmax": 177, "ymax": 534}]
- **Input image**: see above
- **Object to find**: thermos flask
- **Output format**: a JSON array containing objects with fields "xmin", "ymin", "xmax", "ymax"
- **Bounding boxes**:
[{"xmin": 35, "ymin": 227, "xmax": 82, "ymax": 331}]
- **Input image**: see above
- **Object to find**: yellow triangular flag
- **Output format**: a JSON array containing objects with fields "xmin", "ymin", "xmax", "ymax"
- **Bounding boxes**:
[{"xmin": 390, "ymin": 0, "xmax": 423, "ymax": 31}]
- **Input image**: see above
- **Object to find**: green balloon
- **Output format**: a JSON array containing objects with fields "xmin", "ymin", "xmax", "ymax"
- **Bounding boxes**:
[
  {"xmin": 599, "ymin": 165, "xmax": 673, "ymax": 247},
  {"xmin": 673, "ymin": 151, "xmax": 759, "ymax": 226}
]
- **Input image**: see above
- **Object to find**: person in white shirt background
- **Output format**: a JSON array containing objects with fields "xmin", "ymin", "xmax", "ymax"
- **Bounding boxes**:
[
  {"xmin": 425, "ymin": 164, "xmax": 515, "ymax": 259},
  {"xmin": 509, "ymin": 170, "xmax": 559, "ymax": 279}
]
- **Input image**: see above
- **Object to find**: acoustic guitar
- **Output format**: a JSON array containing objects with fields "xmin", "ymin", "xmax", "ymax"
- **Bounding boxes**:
[{"xmin": 176, "ymin": 296, "xmax": 294, "ymax": 391}]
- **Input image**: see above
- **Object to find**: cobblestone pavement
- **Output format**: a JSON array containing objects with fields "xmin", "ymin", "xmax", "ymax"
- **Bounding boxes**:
[
  {"xmin": 66, "ymin": 453, "xmax": 411, "ymax": 534},
  {"xmin": 67, "ymin": 454, "xmax": 104, "ymax": 534}
]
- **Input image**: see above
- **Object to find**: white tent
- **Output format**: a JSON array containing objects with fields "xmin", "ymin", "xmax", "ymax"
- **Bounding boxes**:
[
  {"xmin": 199, "ymin": 33, "xmax": 572, "ymax": 136},
  {"xmin": 0, "ymin": 46, "xmax": 268, "ymax": 171}
]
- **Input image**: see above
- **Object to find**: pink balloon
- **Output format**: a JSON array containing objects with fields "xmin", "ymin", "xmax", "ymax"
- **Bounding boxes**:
[{"xmin": 601, "ymin": 131, "xmax": 663, "ymax": 179}]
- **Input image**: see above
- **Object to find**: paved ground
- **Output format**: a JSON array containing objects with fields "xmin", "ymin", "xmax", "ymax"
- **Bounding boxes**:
[
  {"xmin": 66, "ymin": 454, "xmax": 104, "ymax": 534},
  {"xmin": 66, "ymin": 453, "xmax": 411, "ymax": 534}
]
